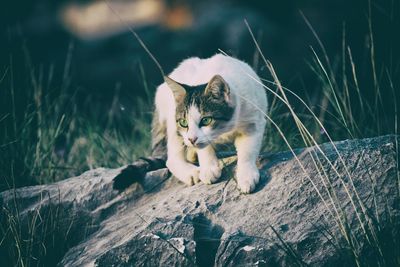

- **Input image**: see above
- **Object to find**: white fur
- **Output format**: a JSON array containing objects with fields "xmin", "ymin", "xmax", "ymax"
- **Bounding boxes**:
[
  {"xmin": 184, "ymin": 105, "xmax": 202, "ymax": 146},
  {"xmin": 155, "ymin": 54, "xmax": 267, "ymax": 193},
  {"xmin": 198, "ymin": 145, "xmax": 221, "ymax": 184}
]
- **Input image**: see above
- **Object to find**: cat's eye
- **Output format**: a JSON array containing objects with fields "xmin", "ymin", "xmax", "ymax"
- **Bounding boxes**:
[
  {"xmin": 178, "ymin": 118, "xmax": 188, "ymax": 128},
  {"xmin": 200, "ymin": 117, "xmax": 213, "ymax": 127}
]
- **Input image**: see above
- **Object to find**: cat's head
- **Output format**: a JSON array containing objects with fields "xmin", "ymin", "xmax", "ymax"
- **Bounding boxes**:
[{"xmin": 165, "ymin": 75, "xmax": 235, "ymax": 148}]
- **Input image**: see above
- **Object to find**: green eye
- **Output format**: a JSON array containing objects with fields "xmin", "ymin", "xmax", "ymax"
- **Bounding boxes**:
[
  {"xmin": 200, "ymin": 117, "xmax": 213, "ymax": 126},
  {"xmin": 178, "ymin": 118, "xmax": 188, "ymax": 128}
]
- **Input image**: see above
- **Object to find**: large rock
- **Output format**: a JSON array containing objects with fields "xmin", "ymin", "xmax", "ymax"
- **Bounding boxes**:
[{"xmin": 1, "ymin": 135, "xmax": 399, "ymax": 266}]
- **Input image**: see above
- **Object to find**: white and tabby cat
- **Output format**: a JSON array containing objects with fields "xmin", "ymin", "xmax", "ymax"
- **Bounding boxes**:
[{"xmin": 114, "ymin": 54, "xmax": 267, "ymax": 193}]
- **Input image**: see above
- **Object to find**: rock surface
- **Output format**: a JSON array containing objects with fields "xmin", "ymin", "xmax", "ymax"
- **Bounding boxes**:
[{"xmin": 1, "ymin": 135, "xmax": 399, "ymax": 266}]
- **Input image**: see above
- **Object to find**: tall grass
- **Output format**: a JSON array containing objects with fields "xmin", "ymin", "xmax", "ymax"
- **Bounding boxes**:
[
  {"xmin": 1, "ymin": 2, "xmax": 399, "ymax": 266},
  {"xmin": 242, "ymin": 6, "xmax": 399, "ymax": 265},
  {"xmin": 0, "ymin": 192, "xmax": 95, "ymax": 267},
  {"xmin": 0, "ymin": 42, "xmax": 152, "ymax": 192},
  {"xmin": 0, "ymin": 39, "xmax": 153, "ymax": 267}
]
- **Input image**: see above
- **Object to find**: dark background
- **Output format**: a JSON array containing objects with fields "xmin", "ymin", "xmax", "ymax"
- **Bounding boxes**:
[
  {"xmin": 0, "ymin": 0, "xmax": 399, "ymax": 189},
  {"xmin": 1, "ymin": 0, "xmax": 398, "ymax": 111}
]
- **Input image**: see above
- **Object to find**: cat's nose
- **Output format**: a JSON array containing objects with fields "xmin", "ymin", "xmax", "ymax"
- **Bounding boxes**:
[{"xmin": 188, "ymin": 137, "xmax": 198, "ymax": 145}]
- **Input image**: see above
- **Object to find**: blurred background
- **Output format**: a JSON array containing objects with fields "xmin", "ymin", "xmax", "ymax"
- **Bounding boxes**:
[{"xmin": 1, "ymin": 0, "xmax": 399, "ymax": 191}]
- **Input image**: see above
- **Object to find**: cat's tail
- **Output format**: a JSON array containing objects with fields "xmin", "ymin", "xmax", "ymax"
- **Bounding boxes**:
[
  {"xmin": 113, "ymin": 108, "xmax": 168, "ymax": 191},
  {"xmin": 112, "ymin": 156, "xmax": 166, "ymax": 191}
]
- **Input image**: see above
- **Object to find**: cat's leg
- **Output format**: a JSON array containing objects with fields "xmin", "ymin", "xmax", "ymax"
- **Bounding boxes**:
[
  {"xmin": 234, "ymin": 131, "xmax": 263, "ymax": 193},
  {"xmin": 166, "ymin": 131, "xmax": 200, "ymax": 186},
  {"xmin": 155, "ymin": 84, "xmax": 199, "ymax": 186},
  {"xmin": 197, "ymin": 145, "xmax": 221, "ymax": 184}
]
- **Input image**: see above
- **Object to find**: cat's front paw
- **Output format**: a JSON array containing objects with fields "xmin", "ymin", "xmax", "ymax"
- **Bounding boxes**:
[
  {"xmin": 180, "ymin": 165, "xmax": 200, "ymax": 186},
  {"xmin": 199, "ymin": 162, "xmax": 221, "ymax": 184},
  {"xmin": 236, "ymin": 164, "xmax": 260, "ymax": 193},
  {"xmin": 167, "ymin": 160, "xmax": 200, "ymax": 186}
]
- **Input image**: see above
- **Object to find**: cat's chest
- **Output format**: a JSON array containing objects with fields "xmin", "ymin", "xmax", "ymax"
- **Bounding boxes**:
[{"xmin": 213, "ymin": 129, "xmax": 238, "ymax": 144}]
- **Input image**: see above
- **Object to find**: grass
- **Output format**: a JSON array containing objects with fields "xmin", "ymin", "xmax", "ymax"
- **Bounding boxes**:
[
  {"xmin": 242, "ymin": 7, "xmax": 399, "ymax": 266},
  {"xmin": 1, "ymin": 2, "xmax": 399, "ymax": 266},
  {"xmin": 1, "ymin": 192, "xmax": 93, "ymax": 267},
  {"xmin": 0, "ymin": 41, "xmax": 153, "ymax": 266},
  {"xmin": 0, "ymin": 42, "xmax": 152, "ymax": 192}
]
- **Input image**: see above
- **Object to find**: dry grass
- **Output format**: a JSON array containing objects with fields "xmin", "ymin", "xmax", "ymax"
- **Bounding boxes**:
[{"xmin": 1, "ymin": 3, "xmax": 399, "ymax": 266}]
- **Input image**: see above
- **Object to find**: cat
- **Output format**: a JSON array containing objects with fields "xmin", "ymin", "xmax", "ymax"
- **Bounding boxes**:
[{"xmin": 113, "ymin": 54, "xmax": 267, "ymax": 193}]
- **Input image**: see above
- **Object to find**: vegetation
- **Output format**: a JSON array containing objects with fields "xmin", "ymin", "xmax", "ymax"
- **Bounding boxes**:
[
  {"xmin": 0, "ymin": 43, "xmax": 152, "ymax": 191},
  {"xmin": 246, "ymin": 9, "xmax": 399, "ymax": 267},
  {"xmin": 0, "ymin": 1, "xmax": 399, "ymax": 266}
]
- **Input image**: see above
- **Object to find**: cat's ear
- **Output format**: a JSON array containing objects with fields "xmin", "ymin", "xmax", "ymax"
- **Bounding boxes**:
[
  {"xmin": 164, "ymin": 76, "xmax": 186, "ymax": 101},
  {"xmin": 204, "ymin": 75, "xmax": 231, "ymax": 103}
]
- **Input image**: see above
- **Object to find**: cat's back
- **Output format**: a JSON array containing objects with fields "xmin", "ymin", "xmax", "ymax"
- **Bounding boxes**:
[
  {"xmin": 169, "ymin": 54, "xmax": 256, "ymax": 86},
  {"xmin": 171, "ymin": 54, "xmax": 266, "ymax": 107}
]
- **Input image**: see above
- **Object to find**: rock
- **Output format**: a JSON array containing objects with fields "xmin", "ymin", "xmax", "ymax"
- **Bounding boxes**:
[{"xmin": 1, "ymin": 135, "xmax": 399, "ymax": 266}]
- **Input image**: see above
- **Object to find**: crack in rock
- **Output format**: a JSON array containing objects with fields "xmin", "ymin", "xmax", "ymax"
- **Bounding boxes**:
[{"xmin": 191, "ymin": 213, "xmax": 225, "ymax": 267}]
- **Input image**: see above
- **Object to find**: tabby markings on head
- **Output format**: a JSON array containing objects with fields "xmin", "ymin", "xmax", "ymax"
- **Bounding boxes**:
[{"xmin": 166, "ymin": 75, "xmax": 235, "ymax": 148}]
